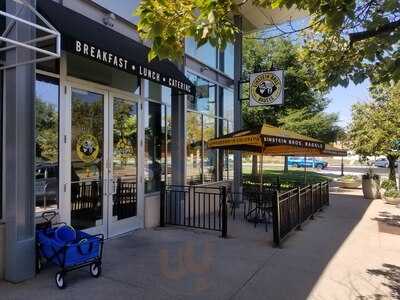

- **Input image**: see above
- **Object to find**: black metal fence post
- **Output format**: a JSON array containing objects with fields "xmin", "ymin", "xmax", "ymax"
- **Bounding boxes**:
[
  {"xmin": 310, "ymin": 185, "xmax": 315, "ymax": 220},
  {"xmin": 160, "ymin": 182, "xmax": 165, "ymax": 227},
  {"xmin": 296, "ymin": 186, "xmax": 302, "ymax": 230},
  {"xmin": 319, "ymin": 182, "xmax": 323, "ymax": 211},
  {"xmin": 326, "ymin": 182, "xmax": 330, "ymax": 206},
  {"xmin": 221, "ymin": 186, "xmax": 228, "ymax": 238},
  {"xmin": 272, "ymin": 190, "xmax": 281, "ymax": 247}
]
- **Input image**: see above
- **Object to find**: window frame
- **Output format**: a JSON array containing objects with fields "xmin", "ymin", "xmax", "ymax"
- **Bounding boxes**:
[
  {"xmin": 34, "ymin": 71, "xmax": 61, "ymax": 216},
  {"xmin": 185, "ymin": 71, "xmax": 234, "ymax": 185},
  {"xmin": 143, "ymin": 81, "xmax": 172, "ymax": 194}
]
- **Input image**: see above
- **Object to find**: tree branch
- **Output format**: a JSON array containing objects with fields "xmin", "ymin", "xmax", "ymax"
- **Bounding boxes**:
[{"xmin": 349, "ymin": 19, "xmax": 400, "ymax": 43}]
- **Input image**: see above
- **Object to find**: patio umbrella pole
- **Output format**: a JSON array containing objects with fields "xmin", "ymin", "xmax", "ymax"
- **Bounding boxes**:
[{"xmin": 260, "ymin": 152, "xmax": 264, "ymax": 192}]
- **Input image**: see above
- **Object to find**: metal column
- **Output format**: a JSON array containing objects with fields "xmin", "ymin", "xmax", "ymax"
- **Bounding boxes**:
[
  {"xmin": 3, "ymin": 0, "xmax": 36, "ymax": 282},
  {"xmin": 171, "ymin": 89, "xmax": 186, "ymax": 186},
  {"xmin": 233, "ymin": 15, "xmax": 243, "ymax": 199}
]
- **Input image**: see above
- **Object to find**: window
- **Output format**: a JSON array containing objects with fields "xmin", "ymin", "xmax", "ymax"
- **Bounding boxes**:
[
  {"xmin": 144, "ymin": 101, "xmax": 163, "ymax": 193},
  {"xmin": 35, "ymin": 75, "xmax": 59, "ymax": 213},
  {"xmin": 185, "ymin": 74, "xmax": 234, "ymax": 184},
  {"xmin": 144, "ymin": 82, "xmax": 172, "ymax": 193},
  {"xmin": 187, "ymin": 72, "xmax": 216, "ymax": 115},
  {"xmin": 221, "ymin": 88, "xmax": 234, "ymax": 121},
  {"xmin": 186, "ymin": 112, "xmax": 203, "ymax": 185},
  {"xmin": 185, "ymin": 37, "xmax": 217, "ymax": 69},
  {"xmin": 203, "ymin": 116, "xmax": 217, "ymax": 183},
  {"xmin": 220, "ymin": 43, "xmax": 234, "ymax": 78}
]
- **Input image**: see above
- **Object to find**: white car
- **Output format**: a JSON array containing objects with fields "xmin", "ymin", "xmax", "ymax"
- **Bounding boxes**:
[{"xmin": 374, "ymin": 158, "xmax": 399, "ymax": 168}]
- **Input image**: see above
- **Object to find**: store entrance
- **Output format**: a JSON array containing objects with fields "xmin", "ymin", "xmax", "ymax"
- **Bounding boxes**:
[{"xmin": 65, "ymin": 83, "xmax": 142, "ymax": 238}]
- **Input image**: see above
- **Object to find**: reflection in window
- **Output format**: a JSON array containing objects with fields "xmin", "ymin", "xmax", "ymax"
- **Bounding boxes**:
[
  {"xmin": 70, "ymin": 89, "xmax": 104, "ymax": 230},
  {"xmin": 187, "ymin": 73, "xmax": 216, "ymax": 115},
  {"xmin": 222, "ymin": 88, "xmax": 234, "ymax": 121},
  {"xmin": 35, "ymin": 75, "xmax": 59, "ymax": 213},
  {"xmin": 203, "ymin": 116, "xmax": 217, "ymax": 183},
  {"xmin": 185, "ymin": 37, "xmax": 217, "ymax": 68},
  {"xmin": 162, "ymin": 105, "xmax": 172, "ymax": 185},
  {"xmin": 221, "ymin": 43, "xmax": 234, "ymax": 78},
  {"xmin": 113, "ymin": 99, "xmax": 137, "ymax": 220},
  {"xmin": 186, "ymin": 112, "xmax": 203, "ymax": 185},
  {"xmin": 145, "ymin": 101, "xmax": 163, "ymax": 193},
  {"xmin": 222, "ymin": 120, "xmax": 234, "ymax": 181},
  {"xmin": 145, "ymin": 83, "xmax": 172, "ymax": 193}
]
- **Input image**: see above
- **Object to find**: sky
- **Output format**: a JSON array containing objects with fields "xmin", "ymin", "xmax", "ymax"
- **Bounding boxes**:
[{"xmin": 325, "ymin": 79, "xmax": 371, "ymax": 128}]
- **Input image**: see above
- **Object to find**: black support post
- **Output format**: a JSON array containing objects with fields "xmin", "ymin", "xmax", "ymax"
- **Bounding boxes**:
[
  {"xmin": 296, "ymin": 187, "xmax": 302, "ymax": 230},
  {"xmin": 272, "ymin": 190, "xmax": 281, "ymax": 247},
  {"xmin": 221, "ymin": 186, "xmax": 228, "ymax": 238},
  {"xmin": 160, "ymin": 182, "xmax": 165, "ymax": 227}
]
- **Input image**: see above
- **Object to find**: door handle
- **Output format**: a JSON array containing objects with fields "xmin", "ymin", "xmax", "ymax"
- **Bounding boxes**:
[{"xmin": 111, "ymin": 179, "xmax": 117, "ymax": 195}]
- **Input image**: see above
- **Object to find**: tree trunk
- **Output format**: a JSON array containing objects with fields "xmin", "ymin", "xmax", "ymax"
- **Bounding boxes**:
[
  {"xmin": 284, "ymin": 156, "xmax": 289, "ymax": 173},
  {"xmin": 252, "ymin": 155, "xmax": 258, "ymax": 180},
  {"xmin": 387, "ymin": 156, "xmax": 397, "ymax": 184}
]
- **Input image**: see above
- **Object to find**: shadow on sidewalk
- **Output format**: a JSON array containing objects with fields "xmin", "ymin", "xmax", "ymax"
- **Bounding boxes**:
[
  {"xmin": 367, "ymin": 264, "xmax": 400, "ymax": 300},
  {"xmin": 231, "ymin": 190, "xmax": 374, "ymax": 300}
]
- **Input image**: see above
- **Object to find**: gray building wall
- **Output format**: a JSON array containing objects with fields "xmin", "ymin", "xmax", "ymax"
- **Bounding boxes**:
[{"xmin": 3, "ymin": 0, "xmax": 36, "ymax": 282}]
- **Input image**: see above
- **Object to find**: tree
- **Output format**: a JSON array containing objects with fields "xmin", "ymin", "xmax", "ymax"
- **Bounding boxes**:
[
  {"xmin": 241, "ymin": 37, "xmax": 342, "ymax": 173},
  {"xmin": 347, "ymin": 82, "xmax": 400, "ymax": 183},
  {"xmin": 279, "ymin": 108, "xmax": 343, "ymax": 144},
  {"xmin": 135, "ymin": 0, "xmax": 400, "ymax": 86}
]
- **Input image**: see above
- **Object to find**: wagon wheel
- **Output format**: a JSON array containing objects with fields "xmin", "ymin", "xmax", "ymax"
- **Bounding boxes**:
[
  {"xmin": 55, "ymin": 272, "xmax": 66, "ymax": 289},
  {"xmin": 90, "ymin": 262, "xmax": 102, "ymax": 278}
]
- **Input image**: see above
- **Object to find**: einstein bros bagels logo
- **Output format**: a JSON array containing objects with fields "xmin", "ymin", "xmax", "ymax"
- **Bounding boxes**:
[
  {"xmin": 249, "ymin": 71, "xmax": 284, "ymax": 107},
  {"xmin": 76, "ymin": 134, "xmax": 100, "ymax": 163}
]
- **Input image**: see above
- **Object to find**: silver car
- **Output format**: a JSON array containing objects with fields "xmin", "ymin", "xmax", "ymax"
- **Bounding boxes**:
[{"xmin": 374, "ymin": 158, "xmax": 399, "ymax": 168}]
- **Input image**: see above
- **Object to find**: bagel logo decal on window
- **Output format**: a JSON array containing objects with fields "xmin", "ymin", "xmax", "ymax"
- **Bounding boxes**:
[
  {"xmin": 76, "ymin": 134, "xmax": 100, "ymax": 163},
  {"xmin": 249, "ymin": 71, "xmax": 284, "ymax": 107}
]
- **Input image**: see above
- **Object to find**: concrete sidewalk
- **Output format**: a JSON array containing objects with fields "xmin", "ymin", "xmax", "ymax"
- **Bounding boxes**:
[{"xmin": 1, "ymin": 189, "xmax": 399, "ymax": 300}]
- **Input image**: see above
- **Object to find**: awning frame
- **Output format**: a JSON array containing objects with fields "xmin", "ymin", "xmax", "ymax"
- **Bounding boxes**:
[{"xmin": 0, "ymin": 0, "xmax": 60, "ymax": 70}]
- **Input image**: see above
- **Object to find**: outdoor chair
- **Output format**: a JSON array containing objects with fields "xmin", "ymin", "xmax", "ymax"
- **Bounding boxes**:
[
  {"xmin": 226, "ymin": 186, "xmax": 247, "ymax": 220},
  {"xmin": 243, "ymin": 187, "xmax": 274, "ymax": 232}
]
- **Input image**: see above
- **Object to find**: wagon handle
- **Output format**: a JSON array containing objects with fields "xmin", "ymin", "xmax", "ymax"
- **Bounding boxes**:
[{"xmin": 41, "ymin": 211, "xmax": 57, "ymax": 223}]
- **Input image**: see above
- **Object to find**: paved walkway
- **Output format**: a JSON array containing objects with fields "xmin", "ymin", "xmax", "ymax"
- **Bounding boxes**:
[{"xmin": 1, "ymin": 188, "xmax": 399, "ymax": 300}]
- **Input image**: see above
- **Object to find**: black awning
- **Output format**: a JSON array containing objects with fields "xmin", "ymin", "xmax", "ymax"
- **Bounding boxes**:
[{"xmin": 37, "ymin": 0, "xmax": 195, "ymax": 96}]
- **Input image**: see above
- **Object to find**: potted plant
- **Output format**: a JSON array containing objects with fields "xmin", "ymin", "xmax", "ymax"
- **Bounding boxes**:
[
  {"xmin": 383, "ymin": 188, "xmax": 400, "ymax": 205},
  {"xmin": 338, "ymin": 175, "xmax": 361, "ymax": 189},
  {"xmin": 362, "ymin": 169, "xmax": 381, "ymax": 199},
  {"xmin": 380, "ymin": 179, "xmax": 397, "ymax": 196}
]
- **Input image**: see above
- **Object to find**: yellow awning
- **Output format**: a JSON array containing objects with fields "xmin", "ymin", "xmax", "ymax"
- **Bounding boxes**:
[{"xmin": 207, "ymin": 124, "xmax": 347, "ymax": 157}]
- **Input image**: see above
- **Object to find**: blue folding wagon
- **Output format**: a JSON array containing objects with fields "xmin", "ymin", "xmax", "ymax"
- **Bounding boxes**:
[{"xmin": 36, "ymin": 212, "xmax": 104, "ymax": 289}]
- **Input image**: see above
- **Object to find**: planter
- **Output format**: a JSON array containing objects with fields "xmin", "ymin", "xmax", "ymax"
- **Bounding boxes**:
[
  {"xmin": 339, "ymin": 180, "xmax": 360, "ymax": 189},
  {"xmin": 362, "ymin": 178, "xmax": 380, "ymax": 199},
  {"xmin": 384, "ymin": 196, "xmax": 400, "ymax": 205}
]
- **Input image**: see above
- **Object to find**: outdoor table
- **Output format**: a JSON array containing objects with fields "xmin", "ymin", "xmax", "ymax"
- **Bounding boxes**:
[{"xmin": 244, "ymin": 190, "xmax": 273, "ymax": 231}]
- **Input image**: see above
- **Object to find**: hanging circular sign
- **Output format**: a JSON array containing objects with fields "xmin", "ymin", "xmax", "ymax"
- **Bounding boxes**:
[
  {"xmin": 76, "ymin": 133, "xmax": 99, "ymax": 163},
  {"xmin": 250, "ymin": 72, "xmax": 283, "ymax": 106}
]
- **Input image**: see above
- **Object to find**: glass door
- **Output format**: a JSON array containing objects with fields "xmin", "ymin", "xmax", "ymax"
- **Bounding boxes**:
[
  {"xmin": 66, "ymin": 85, "xmax": 141, "ymax": 238},
  {"xmin": 70, "ymin": 87, "xmax": 107, "ymax": 235},
  {"xmin": 107, "ymin": 95, "xmax": 140, "ymax": 237}
]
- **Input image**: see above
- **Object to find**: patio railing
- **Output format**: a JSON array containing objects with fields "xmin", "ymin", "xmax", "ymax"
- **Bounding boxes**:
[
  {"xmin": 272, "ymin": 181, "xmax": 329, "ymax": 247},
  {"xmin": 160, "ymin": 183, "xmax": 228, "ymax": 238}
]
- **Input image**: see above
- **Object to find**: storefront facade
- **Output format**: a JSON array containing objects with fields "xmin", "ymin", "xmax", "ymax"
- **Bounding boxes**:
[{"xmin": 0, "ymin": 0, "xmax": 302, "ymax": 282}]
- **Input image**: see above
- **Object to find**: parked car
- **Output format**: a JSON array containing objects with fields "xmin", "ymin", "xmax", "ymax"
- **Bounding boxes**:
[
  {"xmin": 287, "ymin": 157, "xmax": 328, "ymax": 169},
  {"xmin": 374, "ymin": 158, "xmax": 399, "ymax": 168}
]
